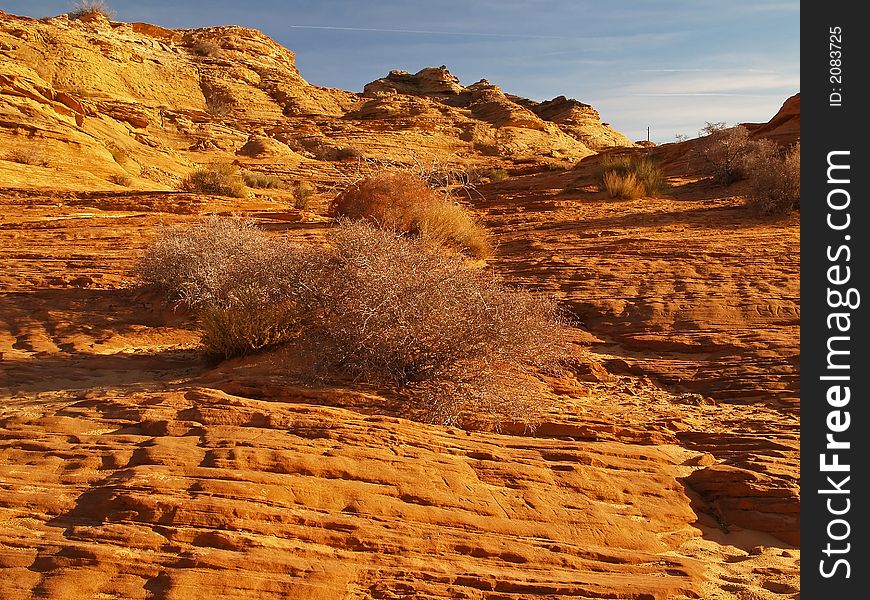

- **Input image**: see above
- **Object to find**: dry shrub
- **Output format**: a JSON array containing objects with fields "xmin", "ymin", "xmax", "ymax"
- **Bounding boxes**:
[
  {"xmin": 206, "ymin": 94, "xmax": 234, "ymax": 118},
  {"xmin": 68, "ymin": 0, "xmax": 114, "ymax": 20},
  {"xmin": 744, "ymin": 142, "xmax": 800, "ymax": 215},
  {"xmin": 594, "ymin": 155, "xmax": 666, "ymax": 197},
  {"xmin": 701, "ymin": 125, "xmax": 752, "ymax": 184},
  {"xmin": 136, "ymin": 216, "xmax": 316, "ymax": 357},
  {"xmin": 329, "ymin": 170, "xmax": 491, "ymax": 259},
  {"xmin": 199, "ymin": 298, "xmax": 305, "ymax": 359},
  {"xmin": 414, "ymin": 200, "xmax": 492, "ymax": 260},
  {"xmin": 138, "ymin": 217, "xmax": 568, "ymax": 425},
  {"xmin": 137, "ymin": 216, "xmax": 271, "ymax": 306},
  {"xmin": 311, "ymin": 221, "xmax": 568, "ymax": 425},
  {"xmin": 602, "ymin": 171, "xmax": 645, "ymax": 199},
  {"xmin": 242, "ymin": 171, "xmax": 285, "ymax": 189},
  {"xmin": 181, "ymin": 164, "xmax": 247, "ymax": 197}
]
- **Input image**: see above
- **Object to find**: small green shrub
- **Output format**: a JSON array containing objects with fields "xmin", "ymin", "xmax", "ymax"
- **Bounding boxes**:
[
  {"xmin": 334, "ymin": 146, "xmax": 364, "ymax": 161},
  {"xmin": 293, "ymin": 181, "xmax": 316, "ymax": 209},
  {"xmin": 242, "ymin": 171, "xmax": 285, "ymax": 189},
  {"xmin": 560, "ymin": 181, "xmax": 581, "ymax": 195},
  {"xmin": 181, "ymin": 164, "xmax": 247, "ymax": 197},
  {"xmin": 485, "ymin": 168, "xmax": 509, "ymax": 182}
]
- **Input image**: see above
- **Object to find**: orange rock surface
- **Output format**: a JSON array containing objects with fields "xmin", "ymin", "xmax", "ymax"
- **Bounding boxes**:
[{"xmin": 1, "ymin": 9, "xmax": 799, "ymax": 600}]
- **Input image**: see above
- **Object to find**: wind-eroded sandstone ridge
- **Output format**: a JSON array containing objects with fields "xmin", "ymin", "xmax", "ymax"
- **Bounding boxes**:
[
  {"xmin": 363, "ymin": 66, "xmax": 633, "ymax": 151},
  {"xmin": 0, "ymin": 11, "xmax": 632, "ymax": 194},
  {"xmin": 1, "ymin": 8, "xmax": 799, "ymax": 600},
  {"xmin": 745, "ymin": 93, "xmax": 800, "ymax": 144}
]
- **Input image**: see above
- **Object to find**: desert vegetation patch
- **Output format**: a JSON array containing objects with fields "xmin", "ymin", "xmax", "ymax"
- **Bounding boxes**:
[
  {"xmin": 329, "ymin": 170, "xmax": 491, "ymax": 259},
  {"xmin": 138, "ymin": 217, "xmax": 568, "ymax": 426}
]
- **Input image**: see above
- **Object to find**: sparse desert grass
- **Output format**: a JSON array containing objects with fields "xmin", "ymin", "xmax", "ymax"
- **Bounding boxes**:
[
  {"xmin": 329, "ymin": 170, "xmax": 491, "ymax": 258},
  {"xmin": 293, "ymin": 181, "xmax": 316, "ymax": 209},
  {"xmin": 601, "ymin": 171, "xmax": 645, "ymax": 199},
  {"xmin": 138, "ymin": 218, "xmax": 568, "ymax": 424},
  {"xmin": 181, "ymin": 164, "xmax": 247, "ymax": 197},
  {"xmin": 314, "ymin": 143, "xmax": 364, "ymax": 161},
  {"xmin": 594, "ymin": 155, "xmax": 666, "ymax": 198},
  {"xmin": 413, "ymin": 198, "xmax": 492, "ymax": 259},
  {"xmin": 7, "ymin": 146, "xmax": 49, "ymax": 167},
  {"xmin": 744, "ymin": 142, "xmax": 800, "ymax": 215},
  {"xmin": 68, "ymin": 0, "xmax": 114, "ymax": 20},
  {"xmin": 242, "ymin": 171, "xmax": 285, "ymax": 189}
]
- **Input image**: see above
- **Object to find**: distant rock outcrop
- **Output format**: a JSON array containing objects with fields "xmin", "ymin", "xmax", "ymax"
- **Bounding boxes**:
[
  {"xmin": 0, "ymin": 14, "xmax": 634, "ymax": 192},
  {"xmin": 362, "ymin": 66, "xmax": 634, "ymax": 152},
  {"xmin": 745, "ymin": 93, "xmax": 800, "ymax": 144},
  {"xmin": 363, "ymin": 65, "xmax": 463, "ymax": 97}
]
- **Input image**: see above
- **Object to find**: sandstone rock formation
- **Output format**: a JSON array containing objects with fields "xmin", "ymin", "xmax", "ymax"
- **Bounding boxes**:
[
  {"xmin": 0, "ymin": 8, "xmax": 799, "ymax": 600},
  {"xmin": 0, "ymin": 13, "xmax": 634, "ymax": 196},
  {"xmin": 745, "ymin": 93, "xmax": 800, "ymax": 144}
]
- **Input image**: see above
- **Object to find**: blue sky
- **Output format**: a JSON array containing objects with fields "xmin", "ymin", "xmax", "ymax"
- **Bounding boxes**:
[{"xmin": 4, "ymin": 1, "xmax": 799, "ymax": 143}]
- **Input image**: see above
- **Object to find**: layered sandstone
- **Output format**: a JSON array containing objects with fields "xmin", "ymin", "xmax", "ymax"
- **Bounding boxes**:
[{"xmin": 0, "ymin": 8, "xmax": 799, "ymax": 600}]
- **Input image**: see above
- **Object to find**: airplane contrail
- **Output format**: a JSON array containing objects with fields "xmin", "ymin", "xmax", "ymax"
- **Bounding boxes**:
[
  {"xmin": 632, "ymin": 92, "xmax": 772, "ymax": 97},
  {"xmin": 288, "ymin": 25, "xmax": 564, "ymax": 39},
  {"xmin": 638, "ymin": 68, "xmax": 778, "ymax": 74}
]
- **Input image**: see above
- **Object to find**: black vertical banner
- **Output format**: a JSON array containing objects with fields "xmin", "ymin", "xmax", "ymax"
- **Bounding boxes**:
[{"xmin": 802, "ymin": 1, "xmax": 869, "ymax": 595}]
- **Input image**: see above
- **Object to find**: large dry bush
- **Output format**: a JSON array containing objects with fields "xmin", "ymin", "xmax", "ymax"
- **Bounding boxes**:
[
  {"xmin": 311, "ymin": 221, "xmax": 568, "ymax": 425},
  {"xmin": 136, "ymin": 216, "xmax": 316, "ymax": 357},
  {"xmin": 138, "ymin": 217, "xmax": 568, "ymax": 425},
  {"xmin": 329, "ymin": 170, "xmax": 491, "ymax": 259},
  {"xmin": 744, "ymin": 142, "xmax": 800, "ymax": 215},
  {"xmin": 701, "ymin": 124, "xmax": 753, "ymax": 184}
]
